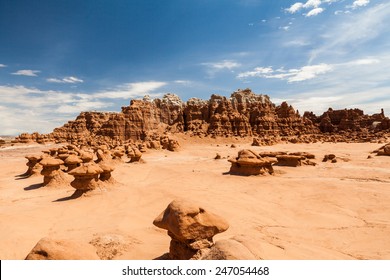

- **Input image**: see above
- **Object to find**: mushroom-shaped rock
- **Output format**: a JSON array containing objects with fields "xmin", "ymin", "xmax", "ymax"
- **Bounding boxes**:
[
  {"xmin": 57, "ymin": 153, "xmax": 70, "ymax": 161},
  {"xmin": 96, "ymin": 149, "xmax": 113, "ymax": 163},
  {"xmin": 98, "ymin": 162, "xmax": 115, "ymax": 183},
  {"xmin": 64, "ymin": 155, "xmax": 83, "ymax": 172},
  {"xmin": 40, "ymin": 157, "xmax": 68, "ymax": 187},
  {"xmin": 25, "ymin": 237, "xmax": 99, "ymax": 260},
  {"xmin": 80, "ymin": 152, "xmax": 94, "ymax": 163},
  {"xmin": 275, "ymin": 155, "xmax": 303, "ymax": 167},
  {"xmin": 322, "ymin": 154, "xmax": 336, "ymax": 162},
  {"xmin": 127, "ymin": 147, "xmax": 142, "ymax": 163},
  {"xmin": 111, "ymin": 149, "xmax": 124, "ymax": 162},
  {"xmin": 49, "ymin": 148, "xmax": 58, "ymax": 157},
  {"xmin": 69, "ymin": 162, "xmax": 103, "ymax": 192},
  {"xmin": 168, "ymin": 139, "xmax": 180, "ymax": 152},
  {"xmin": 23, "ymin": 155, "xmax": 42, "ymax": 177},
  {"xmin": 228, "ymin": 149, "xmax": 277, "ymax": 176},
  {"xmin": 138, "ymin": 143, "xmax": 147, "ymax": 153},
  {"xmin": 148, "ymin": 140, "xmax": 161, "ymax": 150},
  {"xmin": 153, "ymin": 199, "xmax": 229, "ymax": 260}
]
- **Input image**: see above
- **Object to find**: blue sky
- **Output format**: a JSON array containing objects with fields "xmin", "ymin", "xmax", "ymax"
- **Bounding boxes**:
[{"xmin": 1, "ymin": 0, "xmax": 389, "ymax": 135}]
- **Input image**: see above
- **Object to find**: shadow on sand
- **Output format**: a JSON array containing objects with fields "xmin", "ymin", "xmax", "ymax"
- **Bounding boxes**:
[
  {"xmin": 24, "ymin": 183, "xmax": 43, "ymax": 190},
  {"xmin": 15, "ymin": 172, "xmax": 32, "ymax": 180},
  {"xmin": 53, "ymin": 190, "xmax": 84, "ymax": 202}
]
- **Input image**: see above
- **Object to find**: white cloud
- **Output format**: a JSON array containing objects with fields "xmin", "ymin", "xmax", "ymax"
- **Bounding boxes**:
[
  {"xmin": 303, "ymin": 0, "xmax": 322, "ymax": 9},
  {"xmin": 237, "ymin": 63, "xmax": 333, "ymax": 82},
  {"xmin": 92, "ymin": 81, "xmax": 167, "ymax": 99},
  {"xmin": 289, "ymin": 63, "xmax": 333, "ymax": 81},
  {"xmin": 55, "ymin": 101, "xmax": 109, "ymax": 114},
  {"xmin": 201, "ymin": 60, "xmax": 241, "ymax": 70},
  {"xmin": 174, "ymin": 80, "xmax": 192, "ymax": 86},
  {"xmin": 47, "ymin": 76, "xmax": 84, "ymax": 84},
  {"xmin": 348, "ymin": 58, "xmax": 380, "ymax": 65},
  {"xmin": 284, "ymin": 39, "xmax": 310, "ymax": 47},
  {"xmin": 0, "ymin": 64, "xmax": 6, "ymax": 68},
  {"xmin": 286, "ymin": 2, "xmax": 304, "ymax": 14},
  {"xmin": 237, "ymin": 67, "xmax": 273, "ymax": 79},
  {"xmin": 306, "ymin": 7, "xmax": 324, "ymax": 17},
  {"xmin": 309, "ymin": 2, "xmax": 390, "ymax": 62},
  {"xmin": 0, "ymin": 80, "xmax": 168, "ymax": 135},
  {"xmin": 11, "ymin": 69, "xmax": 40, "ymax": 76},
  {"xmin": 351, "ymin": 0, "xmax": 370, "ymax": 9}
]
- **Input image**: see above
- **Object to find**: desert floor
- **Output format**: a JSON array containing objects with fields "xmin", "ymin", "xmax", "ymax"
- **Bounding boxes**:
[{"xmin": 1, "ymin": 138, "xmax": 390, "ymax": 260}]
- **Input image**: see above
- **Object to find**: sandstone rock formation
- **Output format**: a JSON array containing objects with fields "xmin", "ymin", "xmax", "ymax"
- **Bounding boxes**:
[
  {"xmin": 39, "ymin": 157, "xmax": 68, "ymax": 187},
  {"xmin": 323, "ymin": 154, "xmax": 337, "ymax": 163},
  {"xmin": 25, "ymin": 237, "xmax": 99, "ymax": 260},
  {"xmin": 98, "ymin": 162, "xmax": 115, "ymax": 183},
  {"xmin": 23, "ymin": 155, "xmax": 42, "ymax": 177},
  {"xmin": 127, "ymin": 147, "xmax": 142, "ymax": 163},
  {"xmin": 201, "ymin": 235, "xmax": 262, "ymax": 260},
  {"xmin": 68, "ymin": 162, "xmax": 103, "ymax": 192},
  {"xmin": 374, "ymin": 143, "xmax": 390, "ymax": 156},
  {"xmin": 275, "ymin": 155, "xmax": 304, "ymax": 167},
  {"xmin": 64, "ymin": 155, "xmax": 83, "ymax": 172},
  {"xmin": 228, "ymin": 149, "xmax": 277, "ymax": 176},
  {"xmin": 15, "ymin": 88, "xmax": 390, "ymax": 145},
  {"xmin": 153, "ymin": 199, "xmax": 229, "ymax": 260}
]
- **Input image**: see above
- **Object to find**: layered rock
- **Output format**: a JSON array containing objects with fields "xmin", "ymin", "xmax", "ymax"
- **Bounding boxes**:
[
  {"xmin": 68, "ymin": 162, "xmax": 103, "ymax": 192},
  {"xmin": 23, "ymin": 155, "xmax": 42, "ymax": 177},
  {"xmin": 228, "ymin": 149, "xmax": 277, "ymax": 176},
  {"xmin": 40, "ymin": 157, "xmax": 68, "ymax": 187},
  {"xmin": 15, "ymin": 88, "xmax": 390, "ymax": 145}
]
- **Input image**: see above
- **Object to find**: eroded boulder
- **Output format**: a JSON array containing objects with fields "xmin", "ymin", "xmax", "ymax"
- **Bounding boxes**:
[
  {"xmin": 228, "ymin": 149, "xmax": 277, "ymax": 176},
  {"xmin": 153, "ymin": 199, "xmax": 229, "ymax": 260}
]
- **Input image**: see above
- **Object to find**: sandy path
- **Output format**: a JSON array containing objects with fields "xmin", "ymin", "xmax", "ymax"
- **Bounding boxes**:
[{"xmin": 0, "ymin": 140, "xmax": 389, "ymax": 259}]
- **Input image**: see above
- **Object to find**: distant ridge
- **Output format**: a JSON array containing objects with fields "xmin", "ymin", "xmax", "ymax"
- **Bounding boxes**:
[{"xmin": 12, "ymin": 88, "xmax": 390, "ymax": 145}]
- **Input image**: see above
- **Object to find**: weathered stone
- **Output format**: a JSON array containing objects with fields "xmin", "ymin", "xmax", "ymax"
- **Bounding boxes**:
[
  {"xmin": 228, "ymin": 150, "xmax": 277, "ymax": 176},
  {"xmin": 153, "ymin": 199, "xmax": 229, "ymax": 260},
  {"xmin": 25, "ymin": 237, "xmax": 99, "ymax": 260}
]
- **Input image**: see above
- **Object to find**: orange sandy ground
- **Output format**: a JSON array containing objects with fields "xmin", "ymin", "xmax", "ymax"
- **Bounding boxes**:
[{"xmin": 0, "ymin": 138, "xmax": 390, "ymax": 260}]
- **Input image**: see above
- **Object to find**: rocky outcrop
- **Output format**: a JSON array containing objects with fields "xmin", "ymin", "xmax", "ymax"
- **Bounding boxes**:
[
  {"xmin": 15, "ymin": 88, "xmax": 390, "ymax": 145},
  {"xmin": 25, "ymin": 237, "xmax": 99, "ymax": 260},
  {"xmin": 153, "ymin": 199, "xmax": 229, "ymax": 260},
  {"xmin": 374, "ymin": 143, "xmax": 390, "ymax": 156},
  {"xmin": 228, "ymin": 150, "xmax": 277, "ymax": 176}
]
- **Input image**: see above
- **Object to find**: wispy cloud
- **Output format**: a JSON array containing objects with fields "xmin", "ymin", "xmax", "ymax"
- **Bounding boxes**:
[
  {"xmin": 0, "ymin": 64, "xmax": 7, "ymax": 68},
  {"xmin": 11, "ymin": 69, "xmax": 40, "ymax": 76},
  {"xmin": 92, "ymin": 81, "xmax": 167, "ymax": 99},
  {"xmin": 0, "ymin": 80, "xmax": 167, "ymax": 135},
  {"xmin": 237, "ymin": 63, "xmax": 333, "ymax": 82},
  {"xmin": 47, "ymin": 76, "xmax": 84, "ymax": 84},
  {"xmin": 309, "ymin": 2, "xmax": 390, "ymax": 62},
  {"xmin": 201, "ymin": 59, "xmax": 241, "ymax": 78},
  {"xmin": 306, "ymin": 7, "xmax": 324, "ymax": 17},
  {"xmin": 350, "ymin": 0, "xmax": 370, "ymax": 9},
  {"xmin": 201, "ymin": 60, "xmax": 241, "ymax": 70},
  {"xmin": 174, "ymin": 80, "xmax": 192, "ymax": 86}
]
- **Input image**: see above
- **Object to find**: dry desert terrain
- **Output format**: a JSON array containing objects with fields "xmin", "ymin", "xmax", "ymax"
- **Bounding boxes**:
[{"xmin": 1, "ymin": 138, "xmax": 390, "ymax": 260}]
